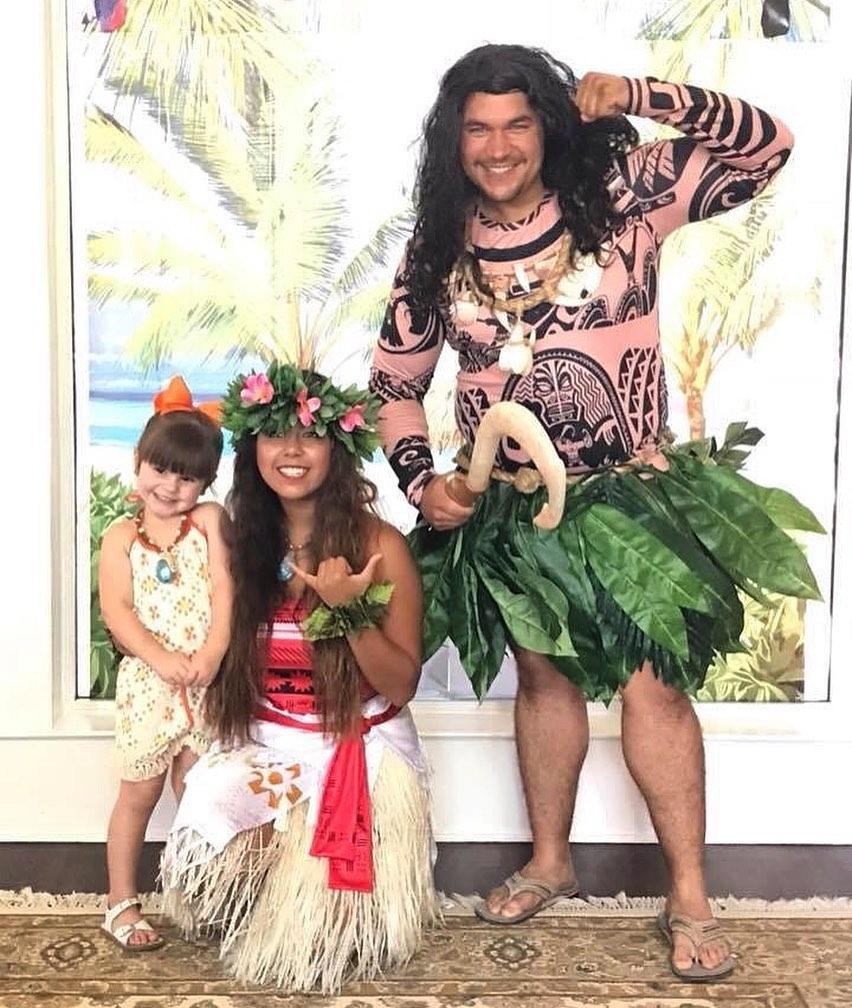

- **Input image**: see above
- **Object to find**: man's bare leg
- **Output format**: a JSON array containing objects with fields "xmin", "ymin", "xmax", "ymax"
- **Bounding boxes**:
[
  {"xmin": 484, "ymin": 647, "xmax": 589, "ymax": 919},
  {"xmin": 621, "ymin": 662, "xmax": 731, "ymax": 971}
]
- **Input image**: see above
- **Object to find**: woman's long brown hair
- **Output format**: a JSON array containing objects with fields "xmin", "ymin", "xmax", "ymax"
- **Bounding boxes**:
[{"xmin": 204, "ymin": 432, "xmax": 378, "ymax": 744}]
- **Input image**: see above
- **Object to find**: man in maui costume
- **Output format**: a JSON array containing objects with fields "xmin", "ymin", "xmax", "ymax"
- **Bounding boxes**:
[{"xmin": 370, "ymin": 45, "xmax": 821, "ymax": 981}]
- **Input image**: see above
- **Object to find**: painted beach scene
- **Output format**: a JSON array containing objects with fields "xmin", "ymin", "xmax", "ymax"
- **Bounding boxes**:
[{"xmin": 73, "ymin": 0, "xmax": 837, "ymax": 702}]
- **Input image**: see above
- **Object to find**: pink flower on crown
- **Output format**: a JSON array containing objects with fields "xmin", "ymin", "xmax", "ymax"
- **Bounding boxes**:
[
  {"xmin": 340, "ymin": 403, "xmax": 367, "ymax": 433},
  {"xmin": 296, "ymin": 387, "xmax": 322, "ymax": 427},
  {"xmin": 240, "ymin": 373, "xmax": 274, "ymax": 405}
]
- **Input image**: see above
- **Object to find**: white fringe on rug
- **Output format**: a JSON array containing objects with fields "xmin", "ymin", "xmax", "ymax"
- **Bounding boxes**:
[
  {"xmin": 442, "ymin": 892, "xmax": 852, "ymax": 919},
  {"xmin": 5, "ymin": 888, "xmax": 851, "ymax": 920},
  {"xmin": 161, "ymin": 747, "xmax": 438, "ymax": 994}
]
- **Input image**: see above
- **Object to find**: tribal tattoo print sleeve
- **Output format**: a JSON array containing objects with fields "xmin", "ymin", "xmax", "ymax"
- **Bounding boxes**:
[
  {"xmin": 617, "ymin": 77, "xmax": 794, "ymax": 240},
  {"xmin": 369, "ymin": 257, "xmax": 446, "ymax": 507}
]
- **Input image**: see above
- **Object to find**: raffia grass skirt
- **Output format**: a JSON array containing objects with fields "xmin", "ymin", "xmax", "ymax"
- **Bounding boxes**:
[{"xmin": 162, "ymin": 747, "xmax": 438, "ymax": 994}]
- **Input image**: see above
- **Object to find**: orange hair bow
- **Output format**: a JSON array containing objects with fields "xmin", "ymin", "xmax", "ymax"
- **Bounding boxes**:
[{"xmin": 153, "ymin": 376, "xmax": 222, "ymax": 426}]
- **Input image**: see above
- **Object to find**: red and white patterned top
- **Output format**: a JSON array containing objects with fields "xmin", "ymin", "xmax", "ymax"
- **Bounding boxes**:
[{"xmin": 258, "ymin": 596, "xmax": 376, "ymax": 717}]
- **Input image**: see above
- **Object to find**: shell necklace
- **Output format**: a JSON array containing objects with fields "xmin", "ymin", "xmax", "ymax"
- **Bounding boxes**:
[{"xmin": 448, "ymin": 227, "xmax": 606, "ymax": 376}]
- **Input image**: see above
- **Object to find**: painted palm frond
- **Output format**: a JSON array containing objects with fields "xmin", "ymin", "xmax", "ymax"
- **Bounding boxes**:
[
  {"xmin": 660, "ymin": 186, "xmax": 790, "ymax": 437},
  {"xmin": 125, "ymin": 284, "xmax": 277, "ymax": 369},
  {"xmin": 672, "ymin": 193, "xmax": 782, "ymax": 348},
  {"xmin": 86, "ymin": 105, "xmax": 192, "ymax": 205},
  {"xmin": 88, "ymin": 0, "xmax": 309, "ymax": 127},
  {"xmin": 86, "ymin": 100, "xmax": 253, "ymax": 254},
  {"xmin": 332, "ymin": 210, "xmax": 414, "ymax": 298},
  {"xmin": 262, "ymin": 123, "xmax": 348, "ymax": 302},
  {"xmin": 642, "ymin": 1, "xmax": 828, "ymax": 82},
  {"xmin": 308, "ymin": 278, "xmax": 397, "ymax": 367},
  {"xmin": 640, "ymin": 0, "xmax": 828, "ymax": 41},
  {"xmin": 304, "ymin": 207, "xmax": 414, "ymax": 362},
  {"xmin": 87, "ymin": 231, "xmax": 232, "ymax": 305},
  {"xmin": 163, "ymin": 110, "xmax": 263, "ymax": 225},
  {"xmin": 87, "ymin": 89, "xmax": 408, "ymax": 373},
  {"xmin": 87, "ymin": 104, "xmax": 275, "ymax": 366}
]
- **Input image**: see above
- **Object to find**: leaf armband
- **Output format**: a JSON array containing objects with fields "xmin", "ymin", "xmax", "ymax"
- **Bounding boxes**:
[{"xmin": 303, "ymin": 582, "xmax": 395, "ymax": 641}]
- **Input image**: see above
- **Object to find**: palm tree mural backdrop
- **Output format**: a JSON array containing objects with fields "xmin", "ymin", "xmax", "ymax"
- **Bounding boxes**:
[{"xmin": 77, "ymin": 0, "xmax": 834, "ymax": 700}]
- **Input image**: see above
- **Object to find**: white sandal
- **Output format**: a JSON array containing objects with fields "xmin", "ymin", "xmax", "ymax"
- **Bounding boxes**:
[{"xmin": 101, "ymin": 896, "xmax": 165, "ymax": 952}]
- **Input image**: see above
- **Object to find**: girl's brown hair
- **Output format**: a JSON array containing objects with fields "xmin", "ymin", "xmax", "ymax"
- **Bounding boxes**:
[
  {"xmin": 205, "ymin": 432, "xmax": 378, "ymax": 743},
  {"xmin": 136, "ymin": 410, "xmax": 224, "ymax": 488}
]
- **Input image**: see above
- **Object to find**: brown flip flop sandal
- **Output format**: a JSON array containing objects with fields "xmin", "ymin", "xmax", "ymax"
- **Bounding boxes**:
[
  {"xmin": 475, "ymin": 870, "xmax": 580, "ymax": 925},
  {"xmin": 657, "ymin": 910, "xmax": 736, "ymax": 981}
]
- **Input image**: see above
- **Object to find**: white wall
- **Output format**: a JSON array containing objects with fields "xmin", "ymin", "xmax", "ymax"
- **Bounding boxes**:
[{"xmin": 0, "ymin": 1, "xmax": 850, "ymax": 850}]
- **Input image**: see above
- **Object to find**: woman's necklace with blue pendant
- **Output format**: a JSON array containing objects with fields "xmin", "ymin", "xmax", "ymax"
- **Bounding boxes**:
[{"xmin": 278, "ymin": 539, "xmax": 311, "ymax": 582}]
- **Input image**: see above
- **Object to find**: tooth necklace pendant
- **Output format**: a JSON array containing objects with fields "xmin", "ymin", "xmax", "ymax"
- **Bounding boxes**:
[{"xmin": 498, "ymin": 319, "xmax": 536, "ymax": 376}]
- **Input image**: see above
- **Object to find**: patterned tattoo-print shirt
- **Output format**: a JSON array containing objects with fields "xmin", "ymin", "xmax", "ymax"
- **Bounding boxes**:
[{"xmin": 369, "ymin": 77, "xmax": 794, "ymax": 508}]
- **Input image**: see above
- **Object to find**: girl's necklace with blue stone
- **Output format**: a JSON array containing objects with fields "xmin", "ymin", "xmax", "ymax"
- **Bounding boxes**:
[
  {"xmin": 135, "ymin": 512, "xmax": 190, "ymax": 585},
  {"xmin": 278, "ymin": 539, "xmax": 312, "ymax": 582}
]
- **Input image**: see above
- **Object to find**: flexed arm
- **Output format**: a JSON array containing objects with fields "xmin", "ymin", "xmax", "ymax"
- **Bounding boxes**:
[{"xmin": 577, "ymin": 72, "xmax": 794, "ymax": 238}]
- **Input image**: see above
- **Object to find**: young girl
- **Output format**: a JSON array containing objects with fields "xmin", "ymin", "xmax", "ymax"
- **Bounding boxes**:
[
  {"xmin": 161, "ymin": 362, "xmax": 436, "ymax": 993},
  {"xmin": 99, "ymin": 376, "xmax": 231, "ymax": 951}
]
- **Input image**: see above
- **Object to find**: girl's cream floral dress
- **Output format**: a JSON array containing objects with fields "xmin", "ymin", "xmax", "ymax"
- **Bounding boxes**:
[{"xmin": 114, "ymin": 514, "xmax": 212, "ymax": 780}]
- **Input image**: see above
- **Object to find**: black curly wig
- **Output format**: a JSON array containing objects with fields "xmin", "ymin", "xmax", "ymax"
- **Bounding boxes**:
[{"xmin": 404, "ymin": 44, "xmax": 638, "ymax": 308}]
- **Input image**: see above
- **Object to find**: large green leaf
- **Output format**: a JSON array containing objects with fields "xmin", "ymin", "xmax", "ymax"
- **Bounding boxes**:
[
  {"xmin": 408, "ymin": 525, "xmax": 455, "ymax": 660},
  {"xmin": 513, "ymin": 517, "xmax": 621, "ymax": 685},
  {"xmin": 699, "ymin": 464, "xmax": 825, "ymax": 534},
  {"xmin": 596, "ymin": 469, "xmax": 746, "ymax": 637},
  {"xmin": 507, "ymin": 553, "xmax": 576, "ymax": 656},
  {"xmin": 483, "ymin": 524, "xmax": 577, "ymax": 659},
  {"xmin": 449, "ymin": 558, "xmax": 506, "ymax": 699},
  {"xmin": 579, "ymin": 501, "xmax": 714, "ymax": 613},
  {"xmin": 604, "ymin": 474, "xmax": 743, "ymax": 632},
  {"xmin": 519, "ymin": 524, "xmax": 594, "ymax": 612},
  {"xmin": 660, "ymin": 464, "xmax": 822, "ymax": 601},
  {"xmin": 579, "ymin": 504, "xmax": 693, "ymax": 657},
  {"xmin": 478, "ymin": 557, "xmax": 575, "ymax": 658}
]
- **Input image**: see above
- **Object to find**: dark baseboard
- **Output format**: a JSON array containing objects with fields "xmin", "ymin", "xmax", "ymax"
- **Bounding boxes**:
[{"xmin": 2, "ymin": 843, "xmax": 851, "ymax": 899}]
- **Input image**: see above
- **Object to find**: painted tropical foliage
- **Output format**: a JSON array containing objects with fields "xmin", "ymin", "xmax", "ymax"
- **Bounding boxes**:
[
  {"xmin": 86, "ymin": 0, "xmax": 409, "ymax": 373},
  {"xmin": 74, "ymin": 0, "xmax": 836, "ymax": 701},
  {"xmin": 89, "ymin": 469, "xmax": 134, "ymax": 698}
]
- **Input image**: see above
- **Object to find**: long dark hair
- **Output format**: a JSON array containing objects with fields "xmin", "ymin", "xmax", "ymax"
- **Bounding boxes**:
[
  {"xmin": 404, "ymin": 44, "xmax": 639, "ymax": 308},
  {"xmin": 205, "ymin": 434, "xmax": 379, "ymax": 743}
]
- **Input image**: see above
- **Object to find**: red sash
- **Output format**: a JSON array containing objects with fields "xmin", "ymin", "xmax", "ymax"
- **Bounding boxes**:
[{"xmin": 254, "ymin": 699, "xmax": 399, "ymax": 891}]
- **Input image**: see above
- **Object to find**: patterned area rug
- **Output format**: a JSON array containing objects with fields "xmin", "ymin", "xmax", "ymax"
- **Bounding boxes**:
[{"xmin": 3, "ymin": 896, "xmax": 851, "ymax": 1008}]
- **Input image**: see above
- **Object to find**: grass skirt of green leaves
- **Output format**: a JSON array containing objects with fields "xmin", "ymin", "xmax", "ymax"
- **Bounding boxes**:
[{"xmin": 408, "ymin": 428, "xmax": 823, "ymax": 703}]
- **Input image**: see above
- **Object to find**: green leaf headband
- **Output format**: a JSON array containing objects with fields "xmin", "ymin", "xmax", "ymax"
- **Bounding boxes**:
[{"xmin": 221, "ymin": 361, "xmax": 381, "ymax": 461}]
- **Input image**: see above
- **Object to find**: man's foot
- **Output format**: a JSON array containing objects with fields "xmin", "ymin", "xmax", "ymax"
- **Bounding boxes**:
[
  {"xmin": 662, "ymin": 895, "xmax": 735, "ymax": 979},
  {"xmin": 101, "ymin": 897, "xmax": 164, "ymax": 951},
  {"xmin": 478, "ymin": 863, "xmax": 579, "ymax": 924}
]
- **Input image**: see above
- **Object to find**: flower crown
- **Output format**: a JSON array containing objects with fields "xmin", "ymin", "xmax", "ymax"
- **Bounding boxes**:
[{"xmin": 221, "ymin": 361, "xmax": 381, "ymax": 460}]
